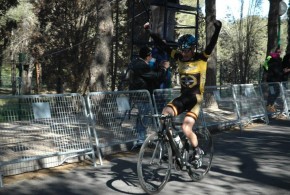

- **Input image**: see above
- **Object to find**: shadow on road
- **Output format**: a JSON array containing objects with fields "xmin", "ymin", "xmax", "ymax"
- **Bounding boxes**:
[
  {"xmin": 1, "ymin": 119, "xmax": 290, "ymax": 194},
  {"xmin": 106, "ymin": 158, "xmax": 146, "ymax": 195},
  {"xmin": 212, "ymin": 121, "xmax": 290, "ymax": 192}
]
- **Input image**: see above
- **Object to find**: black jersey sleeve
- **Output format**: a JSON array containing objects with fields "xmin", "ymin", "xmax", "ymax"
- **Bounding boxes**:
[
  {"xmin": 204, "ymin": 20, "xmax": 222, "ymax": 55},
  {"xmin": 150, "ymin": 33, "xmax": 183, "ymax": 61},
  {"xmin": 150, "ymin": 33, "xmax": 172, "ymax": 55}
]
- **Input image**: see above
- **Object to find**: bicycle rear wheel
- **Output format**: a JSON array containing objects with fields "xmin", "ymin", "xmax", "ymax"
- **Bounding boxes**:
[
  {"xmin": 187, "ymin": 127, "xmax": 213, "ymax": 181},
  {"xmin": 137, "ymin": 132, "xmax": 172, "ymax": 194}
]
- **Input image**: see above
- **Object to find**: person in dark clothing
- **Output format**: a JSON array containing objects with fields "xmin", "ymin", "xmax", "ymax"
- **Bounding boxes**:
[
  {"xmin": 266, "ymin": 51, "xmax": 283, "ymax": 83},
  {"xmin": 282, "ymin": 53, "xmax": 290, "ymax": 83},
  {"xmin": 150, "ymin": 46, "xmax": 172, "ymax": 113},
  {"xmin": 266, "ymin": 49, "xmax": 283, "ymax": 112},
  {"xmin": 129, "ymin": 46, "xmax": 169, "ymax": 94},
  {"xmin": 150, "ymin": 46, "xmax": 172, "ymax": 89},
  {"xmin": 129, "ymin": 46, "xmax": 170, "ymax": 144}
]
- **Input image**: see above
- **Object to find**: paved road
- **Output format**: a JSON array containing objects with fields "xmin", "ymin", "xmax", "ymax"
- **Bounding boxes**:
[{"xmin": 0, "ymin": 119, "xmax": 290, "ymax": 195}]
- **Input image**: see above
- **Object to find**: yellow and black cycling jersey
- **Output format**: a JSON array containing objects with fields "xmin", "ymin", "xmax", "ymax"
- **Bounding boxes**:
[
  {"xmin": 171, "ymin": 50, "xmax": 209, "ymax": 95},
  {"xmin": 148, "ymin": 21, "xmax": 221, "ymax": 119}
]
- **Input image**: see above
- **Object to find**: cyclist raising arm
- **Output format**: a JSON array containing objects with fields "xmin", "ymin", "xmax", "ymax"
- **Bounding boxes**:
[{"xmin": 144, "ymin": 20, "xmax": 222, "ymax": 166}]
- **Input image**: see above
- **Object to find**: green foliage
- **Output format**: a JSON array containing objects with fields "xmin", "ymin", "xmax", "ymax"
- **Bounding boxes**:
[
  {"xmin": 217, "ymin": 1, "xmax": 272, "ymax": 84},
  {"xmin": 1, "ymin": 0, "xmax": 289, "ymax": 93},
  {"xmin": 111, "ymin": 0, "xmax": 132, "ymax": 91},
  {"xmin": 286, "ymin": 0, "xmax": 290, "ymax": 53},
  {"xmin": 0, "ymin": 0, "xmax": 18, "ymax": 16},
  {"xmin": 0, "ymin": 0, "xmax": 19, "ymax": 46},
  {"xmin": 30, "ymin": 0, "xmax": 100, "ymax": 92}
]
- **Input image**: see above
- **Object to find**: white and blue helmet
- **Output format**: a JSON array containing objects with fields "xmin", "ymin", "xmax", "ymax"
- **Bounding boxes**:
[{"xmin": 178, "ymin": 34, "xmax": 197, "ymax": 49}]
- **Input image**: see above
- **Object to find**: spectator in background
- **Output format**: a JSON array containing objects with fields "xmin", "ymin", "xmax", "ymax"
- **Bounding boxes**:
[
  {"xmin": 279, "ymin": 53, "xmax": 290, "ymax": 116},
  {"xmin": 159, "ymin": 60, "xmax": 172, "ymax": 89},
  {"xmin": 129, "ymin": 46, "xmax": 170, "ymax": 144},
  {"xmin": 266, "ymin": 48, "xmax": 283, "ymax": 112},
  {"xmin": 150, "ymin": 46, "xmax": 172, "ymax": 89},
  {"xmin": 282, "ymin": 53, "xmax": 290, "ymax": 84},
  {"xmin": 129, "ymin": 46, "xmax": 169, "ymax": 93},
  {"xmin": 150, "ymin": 46, "xmax": 172, "ymax": 113}
]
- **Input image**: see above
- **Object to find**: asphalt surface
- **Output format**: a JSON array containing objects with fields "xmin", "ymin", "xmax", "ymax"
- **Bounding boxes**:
[{"xmin": 0, "ymin": 119, "xmax": 290, "ymax": 195}]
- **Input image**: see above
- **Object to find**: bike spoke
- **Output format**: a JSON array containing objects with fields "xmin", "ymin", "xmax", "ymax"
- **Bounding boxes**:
[{"xmin": 137, "ymin": 132, "xmax": 172, "ymax": 194}]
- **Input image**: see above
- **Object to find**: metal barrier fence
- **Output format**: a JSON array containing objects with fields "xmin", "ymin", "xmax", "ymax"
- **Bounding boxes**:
[
  {"xmin": 152, "ymin": 86, "xmax": 242, "ymax": 131},
  {"xmin": 86, "ymin": 90, "xmax": 158, "ymax": 163},
  {"xmin": 0, "ymin": 94, "xmax": 96, "ymax": 186},
  {"xmin": 233, "ymin": 84, "xmax": 269, "ymax": 124},
  {"xmin": 203, "ymin": 85, "xmax": 242, "ymax": 130}
]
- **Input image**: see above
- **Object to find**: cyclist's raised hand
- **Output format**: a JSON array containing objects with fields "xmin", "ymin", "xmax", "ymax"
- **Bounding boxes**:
[
  {"xmin": 214, "ymin": 20, "xmax": 222, "ymax": 29},
  {"xmin": 144, "ymin": 22, "xmax": 150, "ymax": 30}
]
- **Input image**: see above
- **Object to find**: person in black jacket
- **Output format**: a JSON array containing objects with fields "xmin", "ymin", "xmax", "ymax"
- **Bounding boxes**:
[
  {"xmin": 129, "ymin": 46, "xmax": 169, "ymax": 94},
  {"xmin": 266, "ymin": 49, "xmax": 283, "ymax": 112},
  {"xmin": 129, "ymin": 46, "xmax": 170, "ymax": 144},
  {"xmin": 282, "ymin": 53, "xmax": 290, "ymax": 83}
]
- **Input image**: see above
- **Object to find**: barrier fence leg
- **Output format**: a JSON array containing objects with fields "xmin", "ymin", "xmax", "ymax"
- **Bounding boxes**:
[{"xmin": 0, "ymin": 172, "xmax": 3, "ymax": 188}]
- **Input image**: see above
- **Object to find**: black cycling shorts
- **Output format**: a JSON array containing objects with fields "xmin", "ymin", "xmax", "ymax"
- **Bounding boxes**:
[{"xmin": 167, "ymin": 92, "xmax": 203, "ymax": 120}]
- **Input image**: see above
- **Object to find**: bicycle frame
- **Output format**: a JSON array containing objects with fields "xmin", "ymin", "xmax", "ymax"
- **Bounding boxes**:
[{"xmin": 160, "ymin": 115, "xmax": 187, "ymax": 170}]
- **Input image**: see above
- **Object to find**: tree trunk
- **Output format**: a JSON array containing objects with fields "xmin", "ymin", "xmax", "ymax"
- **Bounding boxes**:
[
  {"xmin": 267, "ymin": 0, "xmax": 280, "ymax": 55},
  {"xmin": 286, "ymin": 0, "xmax": 290, "ymax": 53},
  {"xmin": 0, "ymin": 54, "xmax": 3, "ymax": 87},
  {"xmin": 89, "ymin": 0, "xmax": 114, "ymax": 92},
  {"xmin": 205, "ymin": 0, "xmax": 217, "ymax": 87},
  {"xmin": 21, "ymin": 58, "xmax": 34, "ymax": 95},
  {"xmin": 238, "ymin": 1, "xmax": 244, "ymax": 84},
  {"xmin": 204, "ymin": 0, "xmax": 218, "ymax": 109}
]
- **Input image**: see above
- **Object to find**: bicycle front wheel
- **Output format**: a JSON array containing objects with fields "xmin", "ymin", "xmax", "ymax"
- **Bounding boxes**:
[
  {"xmin": 187, "ymin": 127, "xmax": 213, "ymax": 181},
  {"xmin": 137, "ymin": 132, "xmax": 172, "ymax": 194}
]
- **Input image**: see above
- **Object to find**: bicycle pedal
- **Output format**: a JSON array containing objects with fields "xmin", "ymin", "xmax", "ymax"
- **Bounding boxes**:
[{"xmin": 193, "ymin": 159, "xmax": 203, "ymax": 169}]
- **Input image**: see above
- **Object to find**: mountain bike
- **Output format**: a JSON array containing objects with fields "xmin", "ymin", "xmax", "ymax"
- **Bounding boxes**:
[{"xmin": 137, "ymin": 114, "xmax": 213, "ymax": 194}]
